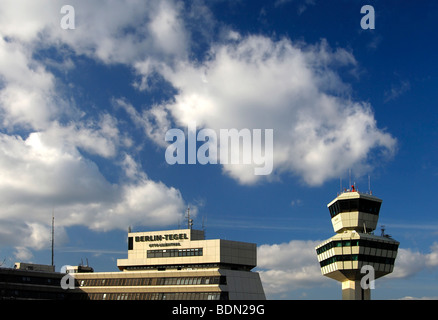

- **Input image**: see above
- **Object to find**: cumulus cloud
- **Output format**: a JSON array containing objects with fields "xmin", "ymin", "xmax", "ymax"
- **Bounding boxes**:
[
  {"xmin": 0, "ymin": 127, "xmax": 186, "ymax": 252},
  {"xmin": 139, "ymin": 35, "xmax": 396, "ymax": 185},
  {"xmin": 0, "ymin": 37, "xmax": 62, "ymax": 130},
  {"xmin": 0, "ymin": 0, "xmax": 188, "ymax": 64},
  {"xmin": 389, "ymin": 243, "xmax": 438, "ymax": 279},
  {"xmin": 1, "ymin": 1, "xmax": 396, "ymax": 187},
  {"xmin": 0, "ymin": 0, "xmax": 191, "ymax": 258},
  {"xmin": 257, "ymin": 240, "xmax": 329, "ymax": 296}
]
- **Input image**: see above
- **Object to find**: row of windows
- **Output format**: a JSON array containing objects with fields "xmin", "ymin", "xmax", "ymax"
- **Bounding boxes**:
[
  {"xmin": 78, "ymin": 276, "xmax": 225, "ymax": 287},
  {"xmin": 0, "ymin": 288, "xmax": 227, "ymax": 301},
  {"xmin": 319, "ymin": 254, "xmax": 396, "ymax": 268},
  {"xmin": 0, "ymin": 274, "xmax": 62, "ymax": 287},
  {"xmin": 124, "ymin": 263, "xmax": 252, "ymax": 272},
  {"xmin": 329, "ymin": 199, "xmax": 381, "ymax": 218},
  {"xmin": 156, "ymin": 276, "xmax": 226, "ymax": 286},
  {"xmin": 0, "ymin": 289, "xmax": 67, "ymax": 300},
  {"xmin": 125, "ymin": 263, "xmax": 220, "ymax": 271},
  {"xmin": 147, "ymin": 248, "xmax": 203, "ymax": 258},
  {"xmin": 316, "ymin": 239, "xmax": 399, "ymax": 255},
  {"xmin": 82, "ymin": 292, "xmax": 228, "ymax": 301}
]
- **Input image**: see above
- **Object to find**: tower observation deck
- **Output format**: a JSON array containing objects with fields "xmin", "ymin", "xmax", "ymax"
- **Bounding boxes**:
[{"xmin": 315, "ymin": 186, "xmax": 399, "ymax": 300}]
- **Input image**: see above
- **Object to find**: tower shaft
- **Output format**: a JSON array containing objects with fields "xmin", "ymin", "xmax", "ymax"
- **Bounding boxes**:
[{"xmin": 342, "ymin": 280, "xmax": 370, "ymax": 300}]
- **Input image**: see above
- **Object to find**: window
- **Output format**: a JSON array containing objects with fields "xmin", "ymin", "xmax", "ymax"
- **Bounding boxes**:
[
  {"xmin": 147, "ymin": 248, "xmax": 204, "ymax": 258},
  {"xmin": 316, "ymin": 239, "xmax": 398, "ymax": 256},
  {"xmin": 328, "ymin": 198, "xmax": 381, "ymax": 218},
  {"xmin": 342, "ymin": 240, "xmax": 351, "ymax": 247},
  {"xmin": 319, "ymin": 254, "xmax": 396, "ymax": 268},
  {"xmin": 128, "ymin": 237, "xmax": 133, "ymax": 250}
]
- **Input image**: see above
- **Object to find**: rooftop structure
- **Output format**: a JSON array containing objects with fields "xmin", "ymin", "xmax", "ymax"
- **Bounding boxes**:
[{"xmin": 0, "ymin": 263, "xmax": 68, "ymax": 300}]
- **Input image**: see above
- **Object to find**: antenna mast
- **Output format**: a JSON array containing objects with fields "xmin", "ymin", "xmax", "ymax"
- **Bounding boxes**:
[
  {"xmin": 202, "ymin": 215, "xmax": 206, "ymax": 238},
  {"xmin": 51, "ymin": 210, "xmax": 55, "ymax": 267},
  {"xmin": 186, "ymin": 207, "xmax": 193, "ymax": 230},
  {"xmin": 368, "ymin": 175, "xmax": 372, "ymax": 194}
]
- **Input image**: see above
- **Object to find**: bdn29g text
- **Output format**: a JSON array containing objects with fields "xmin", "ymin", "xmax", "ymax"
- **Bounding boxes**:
[{"xmin": 217, "ymin": 304, "xmax": 264, "ymax": 315}]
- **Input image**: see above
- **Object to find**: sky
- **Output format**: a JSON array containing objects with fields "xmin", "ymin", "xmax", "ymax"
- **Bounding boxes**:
[{"xmin": 0, "ymin": 0, "xmax": 437, "ymax": 300}]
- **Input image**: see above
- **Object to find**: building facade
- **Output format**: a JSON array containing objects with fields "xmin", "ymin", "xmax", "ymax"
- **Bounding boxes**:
[
  {"xmin": 0, "ymin": 263, "xmax": 69, "ymax": 300},
  {"xmin": 1, "ymin": 228, "xmax": 265, "ymax": 300},
  {"xmin": 71, "ymin": 228, "xmax": 265, "ymax": 300}
]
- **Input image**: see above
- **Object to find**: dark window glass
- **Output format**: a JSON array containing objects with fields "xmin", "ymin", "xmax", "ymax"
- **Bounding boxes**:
[
  {"xmin": 350, "ymin": 199, "xmax": 359, "ymax": 211},
  {"xmin": 343, "ymin": 240, "xmax": 351, "ymax": 247},
  {"xmin": 329, "ymin": 198, "xmax": 381, "ymax": 218}
]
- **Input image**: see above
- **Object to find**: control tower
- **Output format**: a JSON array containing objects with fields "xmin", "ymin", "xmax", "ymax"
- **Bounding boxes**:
[{"xmin": 315, "ymin": 186, "xmax": 399, "ymax": 300}]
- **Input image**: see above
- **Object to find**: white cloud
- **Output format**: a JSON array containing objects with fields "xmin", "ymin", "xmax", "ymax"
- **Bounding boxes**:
[
  {"xmin": 399, "ymin": 296, "xmax": 438, "ymax": 300},
  {"xmin": 389, "ymin": 243, "xmax": 438, "ymax": 279},
  {"xmin": 0, "ymin": 37, "xmax": 61, "ymax": 130},
  {"xmin": 290, "ymin": 199, "xmax": 302, "ymax": 207},
  {"xmin": 147, "ymin": 1, "xmax": 188, "ymax": 57},
  {"xmin": 141, "ymin": 35, "xmax": 396, "ymax": 185},
  {"xmin": 0, "ymin": 0, "xmax": 56, "ymax": 42},
  {"xmin": 425, "ymin": 243, "xmax": 438, "ymax": 267},
  {"xmin": 275, "ymin": 0, "xmax": 316, "ymax": 15},
  {"xmin": 257, "ymin": 240, "xmax": 329, "ymax": 296},
  {"xmin": 0, "ymin": 0, "xmax": 188, "ymax": 64},
  {"xmin": 0, "ymin": 128, "xmax": 186, "ymax": 248},
  {"xmin": 0, "ymin": 0, "xmax": 190, "ymax": 254},
  {"xmin": 1, "ymin": 1, "xmax": 396, "ymax": 187},
  {"xmin": 384, "ymin": 80, "xmax": 410, "ymax": 102},
  {"xmin": 13, "ymin": 247, "xmax": 34, "ymax": 262},
  {"xmin": 114, "ymin": 97, "xmax": 173, "ymax": 148}
]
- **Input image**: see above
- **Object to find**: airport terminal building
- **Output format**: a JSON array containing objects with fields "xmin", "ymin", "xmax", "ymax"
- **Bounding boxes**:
[
  {"xmin": 69, "ymin": 228, "xmax": 265, "ymax": 300},
  {"xmin": 1, "ymin": 228, "xmax": 265, "ymax": 300}
]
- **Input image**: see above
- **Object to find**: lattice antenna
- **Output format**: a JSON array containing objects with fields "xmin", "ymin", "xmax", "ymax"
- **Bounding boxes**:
[{"xmin": 186, "ymin": 206, "xmax": 193, "ymax": 230}]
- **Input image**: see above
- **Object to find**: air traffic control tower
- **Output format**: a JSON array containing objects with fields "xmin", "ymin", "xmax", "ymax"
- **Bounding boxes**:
[{"xmin": 315, "ymin": 186, "xmax": 399, "ymax": 300}]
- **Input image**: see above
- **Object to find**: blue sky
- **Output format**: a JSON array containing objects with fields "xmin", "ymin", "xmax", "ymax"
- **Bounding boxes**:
[{"xmin": 0, "ymin": 0, "xmax": 437, "ymax": 300}]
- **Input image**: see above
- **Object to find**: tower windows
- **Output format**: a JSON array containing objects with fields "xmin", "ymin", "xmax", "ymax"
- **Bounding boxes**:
[
  {"xmin": 316, "ymin": 239, "xmax": 399, "ymax": 255},
  {"xmin": 147, "ymin": 248, "xmax": 203, "ymax": 258},
  {"xmin": 319, "ymin": 254, "xmax": 396, "ymax": 268},
  {"xmin": 329, "ymin": 198, "xmax": 381, "ymax": 218}
]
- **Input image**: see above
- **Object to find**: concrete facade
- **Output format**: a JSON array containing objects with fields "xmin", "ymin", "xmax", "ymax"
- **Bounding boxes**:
[{"xmin": 72, "ymin": 228, "xmax": 265, "ymax": 300}]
